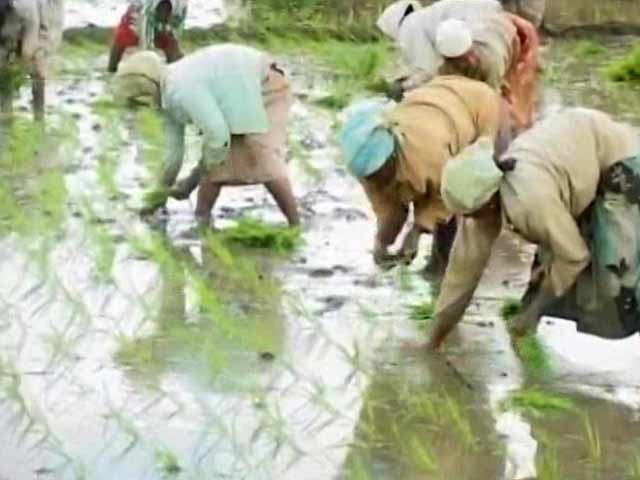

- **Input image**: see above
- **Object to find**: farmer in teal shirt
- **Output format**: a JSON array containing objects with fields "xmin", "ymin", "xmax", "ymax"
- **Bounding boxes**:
[{"xmin": 115, "ymin": 44, "xmax": 299, "ymax": 226}]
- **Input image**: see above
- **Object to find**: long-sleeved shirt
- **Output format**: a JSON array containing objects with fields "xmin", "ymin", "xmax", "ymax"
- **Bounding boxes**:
[
  {"xmin": 159, "ymin": 44, "xmax": 274, "ymax": 186},
  {"xmin": 361, "ymin": 76, "xmax": 502, "ymax": 244},
  {"xmin": 435, "ymin": 108, "xmax": 639, "ymax": 327}
]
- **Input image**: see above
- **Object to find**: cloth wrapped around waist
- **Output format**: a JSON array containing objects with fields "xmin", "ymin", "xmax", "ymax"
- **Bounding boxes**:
[{"xmin": 529, "ymin": 154, "xmax": 640, "ymax": 339}]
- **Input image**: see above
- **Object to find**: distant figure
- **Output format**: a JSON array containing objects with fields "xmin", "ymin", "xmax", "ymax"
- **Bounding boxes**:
[
  {"xmin": 108, "ymin": 0, "xmax": 186, "ymax": 73},
  {"xmin": 500, "ymin": 0, "xmax": 545, "ymax": 28},
  {"xmin": 429, "ymin": 108, "xmax": 640, "ymax": 350},
  {"xmin": 0, "ymin": 0, "xmax": 64, "ymax": 120},
  {"xmin": 340, "ymin": 76, "xmax": 518, "ymax": 273},
  {"xmin": 377, "ymin": 0, "xmax": 540, "ymax": 129},
  {"xmin": 113, "ymin": 45, "xmax": 299, "ymax": 227}
]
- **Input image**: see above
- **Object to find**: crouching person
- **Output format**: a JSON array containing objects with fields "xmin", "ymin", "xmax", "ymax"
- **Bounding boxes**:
[
  {"xmin": 340, "ymin": 75, "xmax": 514, "ymax": 272},
  {"xmin": 428, "ymin": 108, "xmax": 640, "ymax": 350},
  {"xmin": 114, "ymin": 44, "xmax": 299, "ymax": 226}
]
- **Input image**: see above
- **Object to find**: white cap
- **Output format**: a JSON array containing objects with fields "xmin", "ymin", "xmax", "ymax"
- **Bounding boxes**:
[
  {"xmin": 376, "ymin": 1, "xmax": 421, "ymax": 40},
  {"xmin": 435, "ymin": 18, "xmax": 473, "ymax": 58}
]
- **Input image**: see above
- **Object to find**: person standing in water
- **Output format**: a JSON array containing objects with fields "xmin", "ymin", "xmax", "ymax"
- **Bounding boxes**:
[
  {"xmin": 0, "ymin": 0, "xmax": 64, "ymax": 120},
  {"xmin": 108, "ymin": 0, "xmax": 186, "ymax": 73},
  {"xmin": 113, "ymin": 44, "xmax": 299, "ymax": 227}
]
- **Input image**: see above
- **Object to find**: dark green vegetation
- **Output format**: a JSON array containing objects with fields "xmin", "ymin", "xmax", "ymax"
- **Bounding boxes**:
[
  {"xmin": 605, "ymin": 45, "xmax": 640, "ymax": 82},
  {"xmin": 500, "ymin": 297, "xmax": 522, "ymax": 321},
  {"xmin": 0, "ymin": 63, "xmax": 28, "ymax": 95}
]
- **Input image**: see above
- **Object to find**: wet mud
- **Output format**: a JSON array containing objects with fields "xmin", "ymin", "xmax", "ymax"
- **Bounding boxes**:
[{"xmin": 1, "ymin": 4, "xmax": 640, "ymax": 480}]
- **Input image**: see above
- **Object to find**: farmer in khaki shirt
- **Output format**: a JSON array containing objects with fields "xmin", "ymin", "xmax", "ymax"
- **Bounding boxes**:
[{"xmin": 340, "ymin": 75, "xmax": 516, "ymax": 272}]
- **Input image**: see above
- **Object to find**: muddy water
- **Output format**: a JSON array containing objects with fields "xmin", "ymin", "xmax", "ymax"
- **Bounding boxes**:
[
  {"xmin": 2, "ymin": 5, "xmax": 640, "ymax": 480},
  {"xmin": 545, "ymin": 0, "xmax": 640, "ymax": 29}
]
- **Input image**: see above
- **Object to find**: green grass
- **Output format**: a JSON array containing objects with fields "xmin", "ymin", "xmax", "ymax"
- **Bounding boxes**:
[
  {"xmin": 573, "ymin": 40, "xmax": 608, "ymax": 58},
  {"xmin": 408, "ymin": 301, "xmax": 435, "ymax": 327},
  {"xmin": 220, "ymin": 217, "xmax": 303, "ymax": 253},
  {"xmin": 503, "ymin": 388, "xmax": 574, "ymax": 417},
  {"xmin": 605, "ymin": 46, "xmax": 640, "ymax": 82}
]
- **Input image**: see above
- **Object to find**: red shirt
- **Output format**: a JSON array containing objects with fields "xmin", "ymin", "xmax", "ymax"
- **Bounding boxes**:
[{"xmin": 113, "ymin": 6, "xmax": 175, "ymax": 52}]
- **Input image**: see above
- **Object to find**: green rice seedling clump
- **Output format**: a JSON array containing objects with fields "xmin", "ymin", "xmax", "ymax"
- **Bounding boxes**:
[
  {"xmin": 515, "ymin": 334, "xmax": 552, "ymax": 377},
  {"xmin": 500, "ymin": 298, "xmax": 522, "ymax": 321},
  {"xmin": 409, "ymin": 301, "xmax": 435, "ymax": 327},
  {"xmin": 221, "ymin": 216, "xmax": 303, "ymax": 253},
  {"xmin": 0, "ymin": 63, "xmax": 27, "ymax": 95},
  {"xmin": 605, "ymin": 46, "xmax": 640, "ymax": 82},
  {"xmin": 503, "ymin": 388, "xmax": 574, "ymax": 417}
]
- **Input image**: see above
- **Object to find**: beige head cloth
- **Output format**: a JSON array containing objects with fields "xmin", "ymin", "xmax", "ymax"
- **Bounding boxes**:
[
  {"xmin": 376, "ymin": 1, "xmax": 422, "ymax": 40},
  {"xmin": 113, "ymin": 50, "xmax": 166, "ymax": 106},
  {"xmin": 441, "ymin": 137, "xmax": 504, "ymax": 214}
]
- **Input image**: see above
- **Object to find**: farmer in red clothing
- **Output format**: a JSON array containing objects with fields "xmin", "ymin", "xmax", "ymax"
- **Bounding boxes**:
[{"xmin": 108, "ymin": 0, "xmax": 187, "ymax": 72}]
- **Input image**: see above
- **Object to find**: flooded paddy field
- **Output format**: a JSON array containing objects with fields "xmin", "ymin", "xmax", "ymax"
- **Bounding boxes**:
[{"xmin": 2, "ymin": 3, "xmax": 640, "ymax": 480}]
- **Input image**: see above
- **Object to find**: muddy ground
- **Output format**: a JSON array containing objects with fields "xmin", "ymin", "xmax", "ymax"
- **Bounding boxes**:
[{"xmin": 2, "ymin": 3, "xmax": 640, "ymax": 480}]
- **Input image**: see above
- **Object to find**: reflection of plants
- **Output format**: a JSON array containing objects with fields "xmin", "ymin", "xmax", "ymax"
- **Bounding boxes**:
[
  {"xmin": 630, "ymin": 454, "xmax": 640, "ymax": 478},
  {"xmin": 536, "ymin": 444, "xmax": 562, "ymax": 480},
  {"xmin": 503, "ymin": 388, "xmax": 574, "ymax": 417},
  {"xmin": 582, "ymin": 415, "xmax": 602, "ymax": 468}
]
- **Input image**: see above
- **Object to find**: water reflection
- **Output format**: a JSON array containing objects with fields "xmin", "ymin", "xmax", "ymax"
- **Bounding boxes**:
[
  {"xmin": 341, "ymin": 348, "xmax": 506, "ymax": 480},
  {"xmin": 115, "ymin": 232, "xmax": 287, "ymax": 393}
]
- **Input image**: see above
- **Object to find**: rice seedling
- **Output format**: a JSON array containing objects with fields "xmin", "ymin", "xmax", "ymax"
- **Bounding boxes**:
[
  {"xmin": 515, "ymin": 334, "xmax": 552, "ymax": 377},
  {"xmin": 582, "ymin": 414, "xmax": 603, "ymax": 468},
  {"xmin": 406, "ymin": 434, "xmax": 438, "ymax": 473},
  {"xmin": 408, "ymin": 300, "xmax": 435, "ymax": 327},
  {"xmin": 605, "ymin": 46, "xmax": 640, "ymax": 82},
  {"xmin": 500, "ymin": 298, "xmax": 522, "ymax": 321},
  {"xmin": 155, "ymin": 448, "xmax": 182, "ymax": 476},
  {"xmin": 536, "ymin": 445, "xmax": 562, "ymax": 480},
  {"xmin": 629, "ymin": 454, "xmax": 640, "ymax": 478},
  {"xmin": 136, "ymin": 107, "xmax": 165, "ymax": 181},
  {"xmin": 220, "ymin": 216, "xmax": 303, "ymax": 253},
  {"xmin": 502, "ymin": 388, "xmax": 574, "ymax": 417}
]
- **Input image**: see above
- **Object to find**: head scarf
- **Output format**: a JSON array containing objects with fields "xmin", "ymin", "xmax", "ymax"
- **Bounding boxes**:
[
  {"xmin": 441, "ymin": 137, "xmax": 503, "ymax": 214},
  {"xmin": 137, "ymin": 0, "xmax": 187, "ymax": 50},
  {"xmin": 340, "ymin": 99, "xmax": 397, "ymax": 178},
  {"xmin": 376, "ymin": 1, "xmax": 421, "ymax": 40},
  {"xmin": 113, "ymin": 50, "xmax": 166, "ymax": 105},
  {"xmin": 435, "ymin": 18, "xmax": 473, "ymax": 58}
]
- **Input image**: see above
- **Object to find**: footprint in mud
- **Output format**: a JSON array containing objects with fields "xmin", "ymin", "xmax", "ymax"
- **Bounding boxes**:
[
  {"xmin": 315, "ymin": 295, "xmax": 348, "ymax": 315},
  {"xmin": 331, "ymin": 207, "xmax": 368, "ymax": 221},
  {"xmin": 308, "ymin": 264, "xmax": 352, "ymax": 278}
]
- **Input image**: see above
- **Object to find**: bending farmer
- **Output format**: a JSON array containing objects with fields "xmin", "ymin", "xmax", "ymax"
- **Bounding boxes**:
[
  {"xmin": 429, "ymin": 108, "xmax": 639, "ymax": 350},
  {"xmin": 340, "ymin": 75, "xmax": 515, "ymax": 272},
  {"xmin": 114, "ymin": 44, "xmax": 299, "ymax": 226}
]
